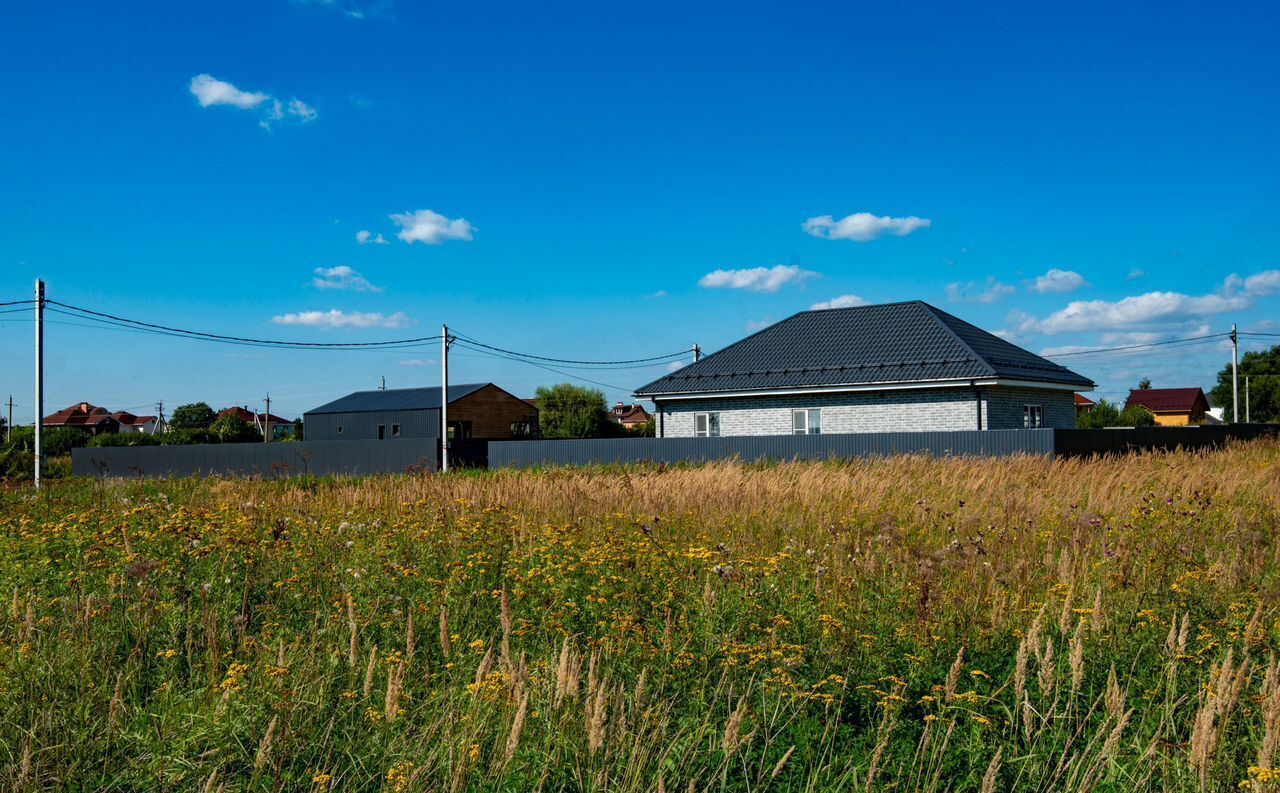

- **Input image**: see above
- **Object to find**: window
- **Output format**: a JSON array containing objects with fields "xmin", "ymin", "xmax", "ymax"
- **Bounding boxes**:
[
  {"xmin": 391, "ymin": 424, "xmax": 401, "ymax": 438},
  {"xmin": 377, "ymin": 424, "xmax": 386, "ymax": 440},
  {"xmin": 336, "ymin": 425, "xmax": 343, "ymax": 435},
  {"xmin": 1023, "ymin": 405, "xmax": 1043, "ymax": 429},
  {"xmin": 694, "ymin": 412, "xmax": 720, "ymax": 437},
  {"xmin": 792, "ymin": 408, "xmax": 821, "ymax": 435}
]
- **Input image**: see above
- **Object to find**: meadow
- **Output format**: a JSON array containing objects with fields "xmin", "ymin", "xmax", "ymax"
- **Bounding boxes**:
[{"xmin": 2, "ymin": 442, "xmax": 1280, "ymax": 791}]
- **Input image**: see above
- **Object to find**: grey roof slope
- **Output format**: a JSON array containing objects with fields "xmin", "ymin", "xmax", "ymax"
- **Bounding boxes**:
[
  {"xmin": 635, "ymin": 301, "xmax": 1093, "ymax": 396},
  {"xmin": 306, "ymin": 383, "xmax": 490, "ymax": 415}
]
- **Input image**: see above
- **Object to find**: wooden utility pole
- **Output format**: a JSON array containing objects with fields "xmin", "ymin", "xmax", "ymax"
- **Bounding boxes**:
[
  {"xmin": 1231, "ymin": 323, "xmax": 1239, "ymax": 422},
  {"xmin": 5, "ymin": 395, "xmax": 12, "ymax": 443},
  {"xmin": 692, "ymin": 343, "xmax": 702, "ymax": 363},
  {"xmin": 34, "ymin": 279, "xmax": 44, "ymax": 490},
  {"xmin": 263, "ymin": 394, "xmax": 271, "ymax": 443}
]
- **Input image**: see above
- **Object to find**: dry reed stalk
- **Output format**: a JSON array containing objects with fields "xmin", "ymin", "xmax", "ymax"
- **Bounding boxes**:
[
  {"xmin": 633, "ymin": 667, "xmax": 648, "ymax": 710},
  {"xmin": 405, "ymin": 610, "xmax": 415, "ymax": 659},
  {"xmin": 979, "ymin": 747, "xmax": 1002, "ymax": 793},
  {"xmin": 345, "ymin": 592, "xmax": 358, "ymax": 668},
  {"xmin": 771, "ymin": 746, "xmax": 795, "ymax": 779},
  {"xmin": 1105, "ymin": 664, "xmax": 1124, "ymax": 720},
  {"xmin": 385, "ymin": 660, "xmax": 405, "ymax": 722},
  {"xmin": 108, "ymin": 671, "xmax": 125, "ymax": 726},
  {"xmin": 863, "ymin": 703, "xmax": 899, "ymax": 793},
  {"xmin": 363, "ymin": 644, "xmax": 379, "ymax": 699},
  {"xmin": 499, "ymin": 587, "xmax": 512, "ymax": 672},
  {"xmin": 944, "ymin": 647, "xmax": 964, "ymax": 703},
  {"xmin": 554, "ymin": 637, "xmax": 575, "ymax": 707},
  {"xmin": 1069, "ymin": 621, "xmax": 1085, "ymax": 693},
  {"xmin": 1190, "ymin": 648, "xmax": 1251, "ymax": 773},
  {"xmin": 722, "ymin": 696, "xmax": 748, "ymax": 756},
  {"xmin": 1091, "ymin": 587, "xmax": 1103, "ymax": 633},
  {"xmin": 1014, "ymin": 636, "xmax": 1029, "ymax": 730},
  {"xmin": 1037, "ymin": 636, "xmax": 1056, "ymax": 698},
  {"xmin": 504, "ymin": 691, "xmax": 529, "ymax": 763},
  {"xmin": 201, "ymin": 769, "xmax": 219, "ymax": 793},
  {"xmin": 1021, "ymin": 693, "xmax": 1035, "ymax": 743},
  {"xmin": 439, "ymin": 604, "xmax": 451, "ymax": 659},
  {"xmin": 18, "ymin": 735, "xmax": 31, "ymax": 786},
  {"xmin": 473, "ymin": 646, "xmax": 494, "ymax": 688},
  {"xmin": 9, "ymin": 586, "xmax": 17, "ymax": 621},
  {"xmin": 276, "ymin": 636, "xmax": 286, "ymax": 668},
  {"xmin": 1260, "ymin": 654, "xmax": 1280, "ymax": 771},
  {"xmin": 253, "ymin": 715, "xmax": 278, "ymax": 772},
  {"xmin": 1058, "ymin": 584, "xmax": 1074, "ymax": 635},
  {"xmin": 586, "ymin": 670, "xmax": 609, "ymax": 755}
]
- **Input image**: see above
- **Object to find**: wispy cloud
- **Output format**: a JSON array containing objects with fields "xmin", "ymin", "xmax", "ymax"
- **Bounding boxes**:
[
  {"xmin": 698, "ymin": 265, "xmax": 816, "ymax": 293},
  {"xmin": 1224, "ymin": 269, "xmax": 1280, "ymax": 297},
  {"xmin": 1125, "ymin": 268, "xmax": 1147, "ymax": 281},
  {"xmin": 295, "ymin": 0, "xmax": 393, "ymax": 19},
  {"xmin": 188, "ymin": 74, "xmax": 317, "ymax": 129},
  {"xmin": 810, "ymin": 294, "xmax": 868, "ymax": 310},
  {"xmin": 802, "ymin": 212, "xmax": 931, "ymax": 242},
  {"xmin": 666, "ymin": 360, "xmax": 687, "ymax": 373},
  {"xmin": 390, "ymin": 209, "xmax": 475, "ymax": 245},
  {"xmin": 745, "ymin": 317, "xmax": 775, "ymax": 331},
  {"xmin": 1030, "ymin": 268, "xmax": 1088, "ymax": 294},
  {"xmin": 312, "ymin": 266, "xmax": 382, "ymax": 292},
  {"xmin": 398, "ymin": 358, "xmax": 434, "ymax": 367},
  {"xmin": 272, "ymin": 309, "xmax": 409, "ymax": 329},
  {"xmin": 356, "ymin": 230, "xmax": 388, "ymax": 245},
  {"xmin": 946, "ymin": 277, "xmax": 1015, "ymax": 304}
]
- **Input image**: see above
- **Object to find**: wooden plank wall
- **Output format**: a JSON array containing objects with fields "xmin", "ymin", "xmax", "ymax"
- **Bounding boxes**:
[{"xmin": 452, "ymin": 385, "xmax": 539, "ymax": 438}]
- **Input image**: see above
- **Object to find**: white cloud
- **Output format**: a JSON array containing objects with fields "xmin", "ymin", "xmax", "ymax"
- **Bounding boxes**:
[
  {"xmin": 189, "ymin": 74, "xmax": 317, "ymax": 129},
  {"xmin": 1125, "ymin": 268, "xmax": 1147, "ymax": 281},
  {"xmin": 390, "ymin": 209, "xmax": 475, "ymax": 245},
  {"xmin": 355, "ymin": 230, "xmax": 388, "ymax": 245},
  {"xmin": 802, "ymin": 212, "xmax": 931, "ymax": 242},
  {"xmin": 398, "ymin": 358, "xmax": 434, "ymax": 367},
  {"xmin": 312, "ymin": 266, "xmax": 382, "ymax": 292},
  {"xmin": 649, "ymin": 290, "xmax": 667, "ymax": 299},
  {"xmin": 946, "ymin": 277, "xmax": 1016, "ymax": 304},
  {"xmin": 272, "ymin": 309, "xmax": 409, "ymax": 329},
  {"xmin": 288, "ymin": 98, "xmax": 318, "ymax": 122},
  {"xmin": 698, "ymin": 265, "xmax": 816, "ymax": 293},
  {"xmin": 1225, "ymin": 269, "xmax": 1280, "ymax": 297},
  {"xmin": 745, "ymin": 318, "xmax": 775, "ymax": 331},
  {"xmin": 666, "ymin": 361, "xmax": 687, "ymax": 373},
  {"xmin": 1018, "ymin": 291, "xmax": 1249, "ymax": 335},
  {"xmin": 189, "ymin": 74, "xmax": 268, "ymax": 109},
  {"xmin": 810, "ymin": 294, "xmax": 868, "ymax": 310},
  {"xmin": 1031, "ymin": 268, "xmax": 1089, "ymax": 294}
]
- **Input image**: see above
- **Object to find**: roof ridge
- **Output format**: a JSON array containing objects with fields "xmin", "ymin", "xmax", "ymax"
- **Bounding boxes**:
[{"xmin": 915, "ymin": 303, "xmax": 998, "ymax": 378}]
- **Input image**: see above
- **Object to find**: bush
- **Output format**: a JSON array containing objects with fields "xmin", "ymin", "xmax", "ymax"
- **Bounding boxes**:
[
  {"xmin": 1077, "ymin": 400, "xmax": 1157, "ymax": 428},
  {"xmin": 87, "ymin": 433, "xmax": 161, "ymax": 448},
  {"xmin": 159, "ymin": 429, "xmax": 220, "ymax": 445},
  {"xmin": 211, "ymin": 414, "xmax": 263, "ymax": 443}
]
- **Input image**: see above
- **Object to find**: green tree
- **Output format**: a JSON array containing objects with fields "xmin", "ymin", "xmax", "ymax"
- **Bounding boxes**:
[
  {"xmin": 1137, "ymin": 377, "xmax": 1152, "ymax": 390},
  {"xmin": 169, "ymin": 402, "xmax": 216, "ymax": 430},
  {"xmin": 1118, "ymin": 404, "xmax": 1156, "ymax": 427},
  {"xmin": 1210, "ymin": 344, "xmax": 1280, "ymax": 423},
  {"xmin": 210, "ymin": 413, "xmax": 263, "ymax": 443},
  {"xmin": 1077, "ymin": 399, "xmax": 1156, "ymax": 428},
  {"xmin": 535, "ymin": 383, "xmax": 610, "ymax": 439}
]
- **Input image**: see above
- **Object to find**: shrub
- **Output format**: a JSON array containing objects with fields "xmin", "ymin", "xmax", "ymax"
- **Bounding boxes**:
[
  {"xmin": 159, "ymin": 428, "xmax": 220, "ymax": 445},
  {"xmin": 87, "ymin": 433, "xmax": 161, "ymax": 447}
]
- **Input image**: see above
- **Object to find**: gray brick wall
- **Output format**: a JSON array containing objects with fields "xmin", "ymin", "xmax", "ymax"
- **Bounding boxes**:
[{"xmin": 657, "ymin": 385, "xmax": 1077, "ymax": 437}]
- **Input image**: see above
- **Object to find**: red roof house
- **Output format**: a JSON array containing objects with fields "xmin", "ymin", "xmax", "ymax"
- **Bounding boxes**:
[
  {"xmin": 1124, "ymin": 388, "xmax": 1211, "ymax": 426},
  {"xmin": 217, "ymin": 406, "xmax": 294, "ymax": 437},
  {"xmin": 609, "ymin": 402, "xmax": 652, "ymax": 430},
  {"xmin": 1074, "ymin": 393, "xmax": 1096, "ymax": 414}
]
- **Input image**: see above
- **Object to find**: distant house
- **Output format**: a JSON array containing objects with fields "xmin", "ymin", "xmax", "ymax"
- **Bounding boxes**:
[
  {"xmin": 43, "ymin": 402, "xmax": 120, "ymax": 434},
  {"xmin": 1074, "ymin": 393, "xmax": 1096, "ymax": 415},
  {"xmin": 1124, "ymin": 388, "xmax": 1211, "ymax": 426},
  {"xmin": 112, "ymin": 411, "xmax": 162, "ymax": 434},
  {"xmin": 609, "ymin": 402, "xmax": 652, "ymax": 430},
  {"xmin": 304, "ymin": 383, "xmax": 538, "ymax": 442},
  {"xmin": 217, "ymin": 406, "xmax": 295, "ymax": 439},
  {"xmin": 635, "ymin": 301, "xmax": 1094, "ymax": 437}
]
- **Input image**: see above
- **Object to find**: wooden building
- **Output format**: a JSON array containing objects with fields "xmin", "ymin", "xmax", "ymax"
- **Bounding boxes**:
[
  {"xmin": 303, "ymin": 383, "xmax": 538, "ymax": 442},
  {"xmin": 1123, "ymin": 387, "xmax": 1211, "ymax": 426}
]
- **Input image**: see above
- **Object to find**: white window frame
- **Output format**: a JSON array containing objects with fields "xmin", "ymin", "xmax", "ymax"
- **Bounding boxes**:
[
  {"xmin": 693, "ymin": 412, "xmax": 720, "ymax": 437},
  {"xmin": 792, "ymin": 408, "xmax": 821, "ymax": 435},
  {"xmin": 1023, "ymin": 404, "xmax": 1044, "ymax": 429}
]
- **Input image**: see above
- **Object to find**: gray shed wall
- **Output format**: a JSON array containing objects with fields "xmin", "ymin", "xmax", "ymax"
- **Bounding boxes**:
[
  {"xmin": 304, "ymin": 409, "xmax": 440, "ymax": 442},
  {"xmin": 72, "ymin": 439, "xmax": 437, "ymax": 478}
]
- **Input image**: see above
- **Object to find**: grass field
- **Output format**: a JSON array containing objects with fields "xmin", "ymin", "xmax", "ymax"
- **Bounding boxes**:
[{"xmin": 3, "ymin": 442, "xmax": 1280, "ymax": 791}]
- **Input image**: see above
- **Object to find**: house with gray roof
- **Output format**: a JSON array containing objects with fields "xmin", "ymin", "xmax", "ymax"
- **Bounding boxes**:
[
  {"xmin": 634, "ymin": 301, "xmax": 1093, "ymax": 437},
  {"xmin": 304, "ymin": 383, "xmax": 538, "ymax": 442}
]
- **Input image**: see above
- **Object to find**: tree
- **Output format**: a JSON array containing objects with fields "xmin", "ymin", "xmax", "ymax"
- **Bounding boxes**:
[
  {"xmin": 535, "ymin": 383, "xmax": 610, "ymax": 439},
  {"xmin": 169, "ymin": 402, "xmax": 216, "ymax": 430},
  {"xmin": 1210, "ymin": 344, "xmax": 1280, "ymax": 423},
  {"xmin": 210, "ymin": 413, "xmax": 263, "ymax": 443},
  {"xmin": 1137, "ymin": 377, "xmax": 1152, "ymax": 390},
  {"xmin": 1076, "ymin": 400, "xmax": 1155, "ymax": 428}
]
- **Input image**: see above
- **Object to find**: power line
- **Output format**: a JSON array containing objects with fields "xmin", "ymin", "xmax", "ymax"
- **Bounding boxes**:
[
  {"xmin": 450, "ymin": 343, "xmax": 639, "ymax": 391},
  {"xmin": 1042, "ymin": 333, "xmax": 1230, "ymax": 360},
  {"xmin": 0, "ymin": 299, "xmax": 35, "ymax": 307},
  {"xmin": 450, "ymin": 329, "xmax": 689, "ymax": 366}
]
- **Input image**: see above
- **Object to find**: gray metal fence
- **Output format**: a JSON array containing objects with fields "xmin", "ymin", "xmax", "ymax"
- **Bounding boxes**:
[
  {"xmin": 488, "ymin": 429, "xmax": 1055, "ymax": 468},
  {"xmin": 72, "ymin": 439, "xmax": 438, "ymax": 479}
]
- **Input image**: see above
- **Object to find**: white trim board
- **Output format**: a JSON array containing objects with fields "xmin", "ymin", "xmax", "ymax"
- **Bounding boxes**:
[{"xmin": 639, "ymin": 378, "xmax": 1090, "ymax": 402}]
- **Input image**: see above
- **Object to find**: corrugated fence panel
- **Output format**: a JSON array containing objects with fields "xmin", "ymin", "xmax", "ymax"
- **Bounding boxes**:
[
  {"xmin": 488, "ymin": 429, "xmax": 1054, "ymax": 468},
  {"xmin": 72, "ymin": 439, "xmax": 438, "ymax": 479}
]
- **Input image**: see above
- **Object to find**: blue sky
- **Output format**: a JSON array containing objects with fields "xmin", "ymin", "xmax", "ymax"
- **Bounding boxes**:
[{"xmin": 2, "ymin": 0, "xmax": 1278, "ymax": 422}]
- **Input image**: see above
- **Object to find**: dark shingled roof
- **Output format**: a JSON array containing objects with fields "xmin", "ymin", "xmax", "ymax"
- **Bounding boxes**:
[
  {"xmin": 635, "ymin": 301, "xmax": 1094, "ymax": 396},
  {"xmin": 306, "ymin": 383, "xmax": 490, "ymax": 415},
  {"xmin": 1124, "ymin": 387, "xmax": 1210, "ymax": 414}
]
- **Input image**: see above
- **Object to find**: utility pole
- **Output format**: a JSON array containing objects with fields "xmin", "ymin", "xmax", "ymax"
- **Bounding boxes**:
[
  {"xmin": 1231, "ymin": 323, "xmax": 1239, "ymax": 423},
  {"xmin": 692, "ymin": 343, "xmax": 702, "ymax": 363},
  {"xmin": 1246, "ymin": 376, "xmax": 1250, "ymax": 424},
  {"xmin": 263, "ymin": 394, "xmax": 272, "ymax": 443},
  {"xmin": 380, "ymin": 376, "xmax": 386, "ymax": 391},
  {"xmin": 154, "ymin": 400, "xmax": 165, "ymax": 435},
  {"xmin": 5, "ymin": 395, "xmax": 12, "ymax": 443},
  {"xmin": 34, "ymin": 279, "xmax": 44, "ymax": 491},
  {"xmin": 441, "ymin": 324, "xmax": 451, "ymax": 472}
]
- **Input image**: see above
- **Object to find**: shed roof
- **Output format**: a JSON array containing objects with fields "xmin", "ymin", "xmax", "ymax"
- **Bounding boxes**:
[
  {"xmin": 636, "ymin": 301, "xmax": 1093, "ymax": 396},
  {"xmin": 1124, "ymin": 388, "xmax": 1210, "ymax": 414},
  {"xmin": 305, "ymin": 383, "xmax": 490, "ymax": 415}
]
